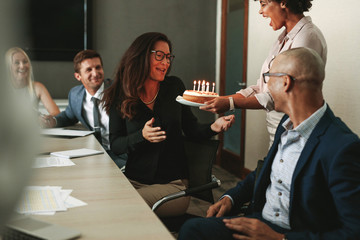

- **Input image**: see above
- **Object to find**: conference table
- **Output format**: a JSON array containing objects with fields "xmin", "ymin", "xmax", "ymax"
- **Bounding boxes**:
[{"xmin": 30, "ymin": 134, "xmax": 174, "ymax": 239}]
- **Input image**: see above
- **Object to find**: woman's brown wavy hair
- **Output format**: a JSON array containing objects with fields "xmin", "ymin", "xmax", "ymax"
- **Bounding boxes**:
[{"xmin": 102, "ymin": 32, "xmax": 172, "ymax": 119}]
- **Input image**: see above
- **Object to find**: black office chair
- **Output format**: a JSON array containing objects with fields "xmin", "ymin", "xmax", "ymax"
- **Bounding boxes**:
[{"xmin": 152, "ymin": 137, "xmax": 221, "ymax": 232}]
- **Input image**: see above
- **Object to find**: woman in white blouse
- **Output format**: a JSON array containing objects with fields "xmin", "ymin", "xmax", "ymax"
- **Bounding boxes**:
[{"xmin": 201, "ymin": 0, "xmax": 327, "ymax": 146}]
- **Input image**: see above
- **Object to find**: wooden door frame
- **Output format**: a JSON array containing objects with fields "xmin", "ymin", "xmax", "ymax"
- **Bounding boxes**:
[{"xmin": 217, "ymin": 0, "xmax": 250, "ymax": 179}]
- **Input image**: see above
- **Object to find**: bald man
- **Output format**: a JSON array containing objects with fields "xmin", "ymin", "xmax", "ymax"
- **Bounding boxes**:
[{"xmin": 178, "ymin": 48, "xmax": 360, "ymax": 240}]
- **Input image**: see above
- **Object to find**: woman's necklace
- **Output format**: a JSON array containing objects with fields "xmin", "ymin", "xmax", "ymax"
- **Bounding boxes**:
[{"xmin": 141, "ymin": 87, "xmax": 159, "ymax": 105}]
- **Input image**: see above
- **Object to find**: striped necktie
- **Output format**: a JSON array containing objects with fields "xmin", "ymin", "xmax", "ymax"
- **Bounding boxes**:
[{"xmin": 91, "ymin": 97, "xmax": 102, "ymax": 145}]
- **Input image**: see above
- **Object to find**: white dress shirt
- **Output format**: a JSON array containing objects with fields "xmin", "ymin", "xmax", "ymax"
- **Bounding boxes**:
[
  {"xmin": 82, "ymin": 83, "xmax": 110, "ymax": 150},
  {"xmin": 262, "ymin": 102, "xmax": 327, "ymax": 229}
]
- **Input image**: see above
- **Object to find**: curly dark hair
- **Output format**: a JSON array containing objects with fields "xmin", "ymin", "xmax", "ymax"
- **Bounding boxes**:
[
  {"xmin": 256, "ymin": 0, "xmax": 313, "ymax": 14},
  {"xmin": 102, "ymin": 32, "xmax": 172, "ymax": 119}
]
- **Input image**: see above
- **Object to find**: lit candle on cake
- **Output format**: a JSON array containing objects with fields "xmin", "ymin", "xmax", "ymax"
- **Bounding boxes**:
[
  {"xmin": 197, "ymin": 80, "xmax": 201, "ymax": 91},
  {"xmin": 193, "ymin": 80, "xmax": 196, "ymax": 90},
  {"xmin": 206, "ymin": 82, "xmax": 209, "ymax": 92},
  {"xmin": 212, "ymin": 82, "xmax": 215, "ymax": 92},
  {"xmin": 202, "ymin": 80, "xmax": 205, "ymax": 91}
]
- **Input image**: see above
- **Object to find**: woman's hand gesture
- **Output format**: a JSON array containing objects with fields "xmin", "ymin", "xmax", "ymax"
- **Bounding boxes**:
[{"xmin": 142, "ymin": 118, "xmax": 166, "ymax": 143}]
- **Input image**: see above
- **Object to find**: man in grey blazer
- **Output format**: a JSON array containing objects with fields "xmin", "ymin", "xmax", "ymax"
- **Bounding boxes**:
[
  {"xmin": 178, "ymin": 48, "xmax": 360, "ymax": 240},
  {"xmin": 42, "ymin": 50, "xmax": 126, "ymax": 168}
]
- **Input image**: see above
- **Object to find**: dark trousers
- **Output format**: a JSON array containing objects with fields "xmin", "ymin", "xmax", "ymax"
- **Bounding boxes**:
[{"xmin": 177, "ymin": 212, "xmax": 288, "ymax": 240}]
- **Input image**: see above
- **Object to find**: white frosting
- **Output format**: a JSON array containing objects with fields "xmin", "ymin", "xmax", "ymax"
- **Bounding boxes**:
[{"xmin": 183, "ymin": 90, "xmax": 219, "ymax": 97}]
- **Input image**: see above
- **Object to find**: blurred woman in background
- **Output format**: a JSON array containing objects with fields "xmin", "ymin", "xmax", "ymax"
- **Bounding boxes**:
[{"xmin": 6, "ymin": 47, "xmax": 60, "ymax": 116}]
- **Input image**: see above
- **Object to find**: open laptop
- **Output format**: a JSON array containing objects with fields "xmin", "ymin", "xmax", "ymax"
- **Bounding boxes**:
[{"xmin": 2, "ymin": 214, "xmax": 81, "ymax": 240}]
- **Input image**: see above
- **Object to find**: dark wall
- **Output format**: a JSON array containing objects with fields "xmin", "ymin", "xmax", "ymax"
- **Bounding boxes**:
[{"xmin": 32, "ymin": 0, "xmax": 217, "ymax": 121}]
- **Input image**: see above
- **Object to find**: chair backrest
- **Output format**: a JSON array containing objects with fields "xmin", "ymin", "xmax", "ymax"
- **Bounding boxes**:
[{"xmin": 183, "ymin": 137, "xmax": 220, "ymax": 203}]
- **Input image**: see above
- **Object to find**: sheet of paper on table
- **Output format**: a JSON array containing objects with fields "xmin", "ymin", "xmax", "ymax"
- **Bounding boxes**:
[
  {"xmin": 41, "ymin": 128, "xmax": 94, "ymax": 137},
  {"xmin": 50, "ymin": 148, "xmax": 104, "ymax": 159},
  {"xmin": 33, "ymin": 156, "xmax": 75, "ymax": 168},
  {"xmin": 16, "ymin": 186, "xmax": 87, "ymax": 215}
]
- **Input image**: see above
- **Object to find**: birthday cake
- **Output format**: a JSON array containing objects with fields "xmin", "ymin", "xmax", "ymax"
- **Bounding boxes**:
[{"xmin": 183, "ymin": 90, "xmax": 219, "ymax": 104}]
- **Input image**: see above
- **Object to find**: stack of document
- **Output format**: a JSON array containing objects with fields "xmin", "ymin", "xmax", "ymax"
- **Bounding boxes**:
[
  {"xmin": 50, "ymin": 148, "xmax": 104, "ymax": 159},
  {"xmin": 33, "ymin": 156, "xmax": 75, "ymax": 168},
  {"xmin": 16, "ymin": 186, "xmax": 87, "ymax": 215},
  {"xmin": 41, "ymin": 128, "xmax": 94, "ymax": 137},
  {"xmin": 33, "ymin": 148, "xmax": 103, "ymax": 168}
]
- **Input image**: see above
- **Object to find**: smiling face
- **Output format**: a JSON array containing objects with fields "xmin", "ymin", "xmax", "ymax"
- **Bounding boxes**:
[
  {"xmin": 258, "ymin": 0, "xmax": 286, "ymax": 31},
  {"xmin": 74, "ymin": 57, "xmax": 104, "ymax": 95},
  {"xmin": 147, "ymin": 41, "xmax": 170, "ymax": 83},
  {"xmin": 11, "ymin": 52, "xmax": 30, "ymax": 88}
]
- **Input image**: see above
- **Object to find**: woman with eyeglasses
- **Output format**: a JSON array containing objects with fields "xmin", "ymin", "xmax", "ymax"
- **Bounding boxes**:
[
  {"xmin": 200, "ymin": 0, "xmax": 327, "ymax": 146},
  {"xmin": 102, "ymin": 32, "xmax": 235, "ymax": 217},
  {"xmin": 6, "ymin": 47, "xmax": 60, "ymax": 116}
]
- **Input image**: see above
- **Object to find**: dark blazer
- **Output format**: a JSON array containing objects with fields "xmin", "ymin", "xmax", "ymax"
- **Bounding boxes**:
[
  {"xmin": 55, "ymin": 79, "xmax": 112, "ymax": 129},
  {"xmin": 226, "ymin": 105, "xmax": 360, "ymax": 239},
  {"xmin": 109, "ymin": 76, "xmax": 216, "ymax": 184}
]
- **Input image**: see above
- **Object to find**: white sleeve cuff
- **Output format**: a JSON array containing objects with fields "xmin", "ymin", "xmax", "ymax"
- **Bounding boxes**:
[
  {"xmin": 220, "ymin": 195, "xmax": 234, "ymax": 206},
  {"xmin": 237, "ymin": 88, "xmax": 255, "ymax": 97}
]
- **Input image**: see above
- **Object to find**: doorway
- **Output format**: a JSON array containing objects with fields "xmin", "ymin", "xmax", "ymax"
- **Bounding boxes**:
[{"xmin": 217, "ymin": 0, "xmax": 249, "ymax": 179}]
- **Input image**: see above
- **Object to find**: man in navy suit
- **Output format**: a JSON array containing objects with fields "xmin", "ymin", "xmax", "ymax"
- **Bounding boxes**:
[
  {"xmin": 178, "ymin": 48, "xmax": 360, "ymax": 240},
  {"xmin": 42, "ymin": 50, "xmax": 126, "ymax": 168}
]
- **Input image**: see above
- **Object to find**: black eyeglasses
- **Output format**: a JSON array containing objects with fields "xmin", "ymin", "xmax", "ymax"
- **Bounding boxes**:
[
  {"xmin": 151, "ymin": 50, "xmax": 175, "ymax": 64},
  {"xmin": 263, "ymin": 72, "xmax": 297, "ymax": 84}
]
